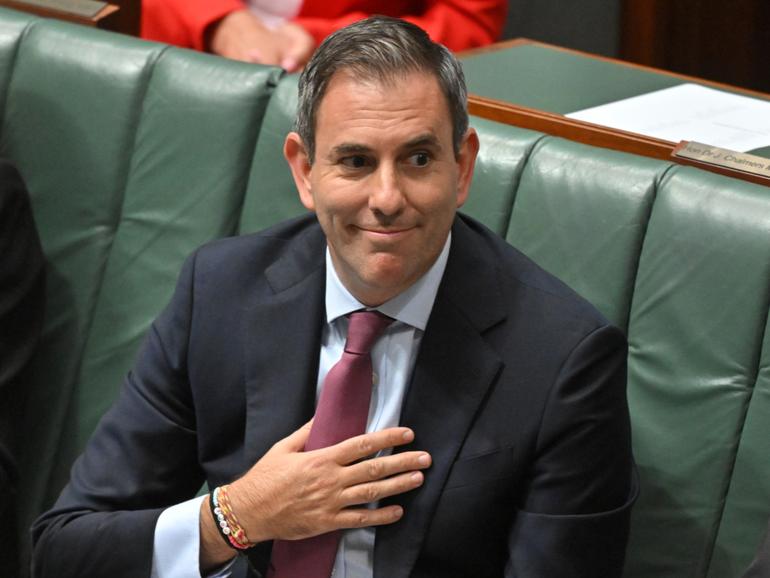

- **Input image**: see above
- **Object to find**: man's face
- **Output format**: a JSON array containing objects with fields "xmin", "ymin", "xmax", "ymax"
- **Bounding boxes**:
[{"xmin": 285, "ymin": 70, "xmax": 478, "ymax": 306}]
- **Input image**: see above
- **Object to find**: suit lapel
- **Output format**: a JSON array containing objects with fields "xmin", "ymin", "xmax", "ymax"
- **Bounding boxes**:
[
  {"xmin": 242, "ymin": 224, "xmax": 327, "ymax": 469},
  {"xmin": 374, "ymin": 217, "xmax": 507, "ymax": 578},
  {"xmin": 241, "ymin": 225, "xmax": 328, "ymax": 574}
]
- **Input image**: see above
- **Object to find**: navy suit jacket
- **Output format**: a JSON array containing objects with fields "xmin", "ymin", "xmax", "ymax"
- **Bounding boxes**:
[{"xmin": 33, "ymin": 214, "xmax": 636, "ymax": 578}]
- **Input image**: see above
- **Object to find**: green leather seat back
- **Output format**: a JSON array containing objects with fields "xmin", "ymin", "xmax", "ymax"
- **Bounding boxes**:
[
  {"xmin": 0, "ymin": 12, "xmax": 281, "ymax": 547},
  {"xmin": 497, "ymin": 135, "xmax": 770, "ymax": 576},
  {"xmin": 463, "ymin": 117, "xmax": 543, "ymax": 236},
  {"xmin": 625, "ymin": 167, "xmax": 770, "ymax": 577},
  {"xmin": 709, "ymin": 315, "xmax": 770, "ymax": 578},
  {"xmin": 0, "ymin": 8, "xmax": 31, "ymax": 114},
  {"xmin": 68, "ymin": 49, "xmax": 280, "ymax": 487},
  {"xmin": 1, "ymin": 19, "xmax": 165, "ymax": 533},
  {"xmin": 507, "ymin": 137, "xmax": 667, "ymax": 330},
  {"xmin": 239, "ymin": 73, "xmax": 304, "ymax": 234}
]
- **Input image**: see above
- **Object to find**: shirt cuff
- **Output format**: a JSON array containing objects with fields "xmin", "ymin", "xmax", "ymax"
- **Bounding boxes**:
[{"xmin": 151, "ymin": 494, "xmax": 237, "ymax": 578}]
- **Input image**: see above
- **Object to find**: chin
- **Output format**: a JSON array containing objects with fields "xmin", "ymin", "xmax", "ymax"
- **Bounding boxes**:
[{"xmin": 353, "ymin": 265, "xmax": 413, "ymax": 303}]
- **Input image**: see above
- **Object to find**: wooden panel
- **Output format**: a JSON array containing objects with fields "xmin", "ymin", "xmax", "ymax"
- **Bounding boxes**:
[
  {"xmin": 622, "ymin": 0, "xmax": 770, "ymax": 93},
  {"xmin": 468, "ymin": 94, "xmax": 675, "ymax": 160},
  {"xmin": 0, "ymin": 0, "xmax": 117, "ymax": 27},
  {"xmin": 102, "ymin": 0, "xmax": 137, "ymax": 35},
  {"xmin": 0, "ymin": 0, "xmax": 138, "ymax": 34}
]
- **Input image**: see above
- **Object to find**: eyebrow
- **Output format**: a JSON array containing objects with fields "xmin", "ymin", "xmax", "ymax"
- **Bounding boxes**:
[
  {"xmin": 402, "ymin": 133, "xmax": 442, "ymax": 151},
  {"xmin": 328, "ymin": 133, "xmax": 443, "ymax": 160},
  {"xmin": 329, "ymin": 143, "xmax": 373, "ymax": 158}
]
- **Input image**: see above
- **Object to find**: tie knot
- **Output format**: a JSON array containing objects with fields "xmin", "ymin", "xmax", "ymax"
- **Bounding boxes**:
[{"xmin": 345, "ymin": 310, "xmax": 392, "ymax": 355}]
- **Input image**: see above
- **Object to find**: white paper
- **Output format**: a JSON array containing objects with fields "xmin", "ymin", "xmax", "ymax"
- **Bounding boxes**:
[{"xmin": 566, "ymin": 83, "xmax": 770, "ymax": 152}]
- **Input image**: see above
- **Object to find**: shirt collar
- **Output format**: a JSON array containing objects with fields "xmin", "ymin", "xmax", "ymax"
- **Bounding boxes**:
[{"xmin": 325, "ymin": 233, "xmax": 451, "ymax": 331}]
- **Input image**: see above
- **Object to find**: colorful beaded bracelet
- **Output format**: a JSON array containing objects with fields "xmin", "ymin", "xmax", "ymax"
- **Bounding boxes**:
[{"xmin": 209, "ymin": 485, "xmax": 253, "ymax": 551}]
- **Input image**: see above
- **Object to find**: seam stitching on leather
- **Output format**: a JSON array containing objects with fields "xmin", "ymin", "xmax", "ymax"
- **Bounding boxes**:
[{"xmin": 502, "ymin": 133, "xmax": 549, "ymax": 240}]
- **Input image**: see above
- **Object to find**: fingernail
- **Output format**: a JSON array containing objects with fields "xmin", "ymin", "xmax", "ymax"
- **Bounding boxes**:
[
  {"xmin": 411, "ymin": 472, "xmax": 423, "ymax": 483},
  {"xmin": 418, "ymin": 453, "xmax": 430, "ymax": 466},
  {"xmin": 402, "ymin": 429, "xmax": 414, "ymax": 441},
  {"xmin": 394, "ymin": 506, "xmax": 404, "ymax": 518}
]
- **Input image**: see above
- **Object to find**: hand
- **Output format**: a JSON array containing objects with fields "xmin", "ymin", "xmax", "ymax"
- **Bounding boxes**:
[
  {"xmin": 274, "ymin": 22, "xmax": 315, "ymax": 72},
  {"xmin": 200, "ymin": 423, "xmax": 430, "ymax": 570},
  {"xmin": 230, "ymin": 423, "xmax": 431, "ymax": 542},
  {"xmin": 207, "ymin": 10, "xmax": 282, "ymax": 64}
]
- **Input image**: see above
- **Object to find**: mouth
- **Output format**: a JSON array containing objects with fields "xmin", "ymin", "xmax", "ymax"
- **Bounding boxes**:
[{"xmin": 357, "ymin": 226, "xmax": 415, "ymax": 240}]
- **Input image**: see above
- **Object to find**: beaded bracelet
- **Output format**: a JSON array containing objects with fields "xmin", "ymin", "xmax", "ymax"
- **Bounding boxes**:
[
  {"xmin": 209, "ymin": 485, "xmax": 253, "ymax": 551},
  {"xmin": 219, "ymin": 485, "xmax": 252, "ymax": 548}
]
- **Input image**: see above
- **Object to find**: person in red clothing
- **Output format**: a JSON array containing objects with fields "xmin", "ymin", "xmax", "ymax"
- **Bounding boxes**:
[{"xmin": 141, "ymin": 0, "xmax": 507, "ymax": 71}]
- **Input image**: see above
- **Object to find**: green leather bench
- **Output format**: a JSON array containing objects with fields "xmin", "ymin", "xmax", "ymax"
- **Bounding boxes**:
[{"xmin": 1, "ymin": 8, "xmax": 768, "ymax": 578}]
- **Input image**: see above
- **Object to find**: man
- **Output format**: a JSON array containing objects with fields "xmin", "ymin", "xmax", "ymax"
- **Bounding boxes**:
[
  {"xmin": 141, "ymin": 0, "xmax": 507, "ymax": 70},
  {"xmin": 1, "ymin": 159, "xmax": 45, "ymax": 578},
  {"xmin": 33, "ymin": 16, "xmax": 636, "ymax": 578}
]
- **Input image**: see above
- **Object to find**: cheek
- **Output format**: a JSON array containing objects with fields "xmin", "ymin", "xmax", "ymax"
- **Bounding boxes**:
[
  {"xmin": 418, "ymin": 189, "xmax": 462, "ymax": 224},
  {"xmin": 312, "ymin": 179, "xmax": 367, "ymax": 219}
]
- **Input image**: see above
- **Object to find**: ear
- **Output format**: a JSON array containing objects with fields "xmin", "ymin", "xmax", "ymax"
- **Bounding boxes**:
[
  {"xmin": 284, "ymin": 131, "xmax": 315, "ymax": 211},
  {"xmin": 455, "ymin": 127, "xmax": 479, "ymax": 208}
]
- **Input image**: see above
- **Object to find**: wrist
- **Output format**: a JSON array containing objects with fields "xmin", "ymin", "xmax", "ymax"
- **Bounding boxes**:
[
  {"xmin": 199, "ymin": 496, "xmax": 237, "ymax": 573},
  {"xmin": 227, "ymin": 478, "xmax": 271, "ymax": 544}
]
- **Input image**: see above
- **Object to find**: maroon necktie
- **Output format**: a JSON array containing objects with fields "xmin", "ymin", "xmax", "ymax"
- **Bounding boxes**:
[{"xmin": 268, "ymin": 310, "xmax": 393, "ymax": 578}]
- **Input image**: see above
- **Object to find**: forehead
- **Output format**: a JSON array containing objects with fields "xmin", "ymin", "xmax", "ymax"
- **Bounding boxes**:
[{"xmin": 313, "ymin": 70, "xmax": 453, "ymax": 149}]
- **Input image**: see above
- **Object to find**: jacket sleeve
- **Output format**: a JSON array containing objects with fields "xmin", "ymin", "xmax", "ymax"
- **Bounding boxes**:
[
  {"xmin": 295, "ymin": 0, "xmax": 508, "ymax": 52},
  {"xmin": 141, "ymin": 0, "xmax": 245, "ymax": 50},
  {"xmin": 506, "ymin": 324, "xmax": 638, "ymax": 577},
  {"xmin": 31, "ymin": 252, "xmax": 206, "ymax": 578}
]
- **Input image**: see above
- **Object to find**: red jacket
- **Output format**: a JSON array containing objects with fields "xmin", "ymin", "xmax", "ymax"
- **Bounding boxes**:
[{"xmin": 141, "ymin": 0, "xmax": 507, "ymax": 53}]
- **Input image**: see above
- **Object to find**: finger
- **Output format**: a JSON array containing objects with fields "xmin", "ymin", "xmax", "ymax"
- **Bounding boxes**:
[
  {"xmin": 246, "ymin": 48, "xmax": 265, "ymax": 63},
  {"xmin": 280, "ymin": 38, "xmax": 305, "ymax": 72},
  {"xmin": 329, "ymin": 428, "xmax": 415, "ymax": 465},
  {"xmin": 249, "ymin": 46, "xmax": 283, "ymax": 66},
  {"xmin": 280, "ymin": 57, "xmax": 299, "ymax": 73},
  {"xmin": 274, "ymin": 419, "xmax": 314, "ymax": 452},
  {"xmin": 341, "ymin": 470, "xmax": 425, "ymax": 507},
  {"xmin": 343, "ymin": 451, "xmax": 431, "ymax": 486},
  {"xmin": 334, "ymin": 505, "xmax": 404, "ymax": 530}
]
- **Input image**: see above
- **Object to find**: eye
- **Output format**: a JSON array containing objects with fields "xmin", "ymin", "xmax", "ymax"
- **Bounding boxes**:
[
  {"xmin": 341, "ymin": 155, "xmax": 369, "ymax": 169},
  {"xmin": 408, "ymin": 152, "xmax": 431, "ymax": 167}
]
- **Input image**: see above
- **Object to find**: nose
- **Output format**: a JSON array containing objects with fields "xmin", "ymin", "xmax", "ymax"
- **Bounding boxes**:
[{"xmin": 368, "ymin": 163, "xmax": 406, "ymax": 218}]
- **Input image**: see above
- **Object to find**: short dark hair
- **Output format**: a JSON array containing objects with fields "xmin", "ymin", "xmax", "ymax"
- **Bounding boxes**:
[{"xmin": 295, "ymin": 15, "xmax": 469, "ymax": 163}]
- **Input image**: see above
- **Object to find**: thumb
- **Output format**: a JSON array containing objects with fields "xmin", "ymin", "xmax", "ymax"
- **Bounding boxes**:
[
  {"xmin": 280, "ymin": 56, "xmax": 299, "ymax": 73},
  {"xmin": 280, "ymin": 45, "xmax": 302, "ymax": 72}
]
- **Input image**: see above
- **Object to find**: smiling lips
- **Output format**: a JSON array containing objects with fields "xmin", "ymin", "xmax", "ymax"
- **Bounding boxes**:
[{"xmin": 356, "ymin": 225, "xmax": 415, "ymax": 239}]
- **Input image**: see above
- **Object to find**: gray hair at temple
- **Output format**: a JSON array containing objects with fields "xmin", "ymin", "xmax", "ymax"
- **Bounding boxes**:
[{"xmin": 295, "ymin": 15, "xmax": 469, "ymax": 163}]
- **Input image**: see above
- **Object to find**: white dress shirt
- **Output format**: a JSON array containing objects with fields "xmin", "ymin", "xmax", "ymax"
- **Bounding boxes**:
[{"xmin": 151, "ymin": 234, "xmax": 451, "ymax": 578}]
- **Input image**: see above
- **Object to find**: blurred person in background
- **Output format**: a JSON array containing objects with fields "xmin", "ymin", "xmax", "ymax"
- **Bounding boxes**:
[{"xmin": 141, "ymin": 0, "xmax": 507, "ymax": 71}]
